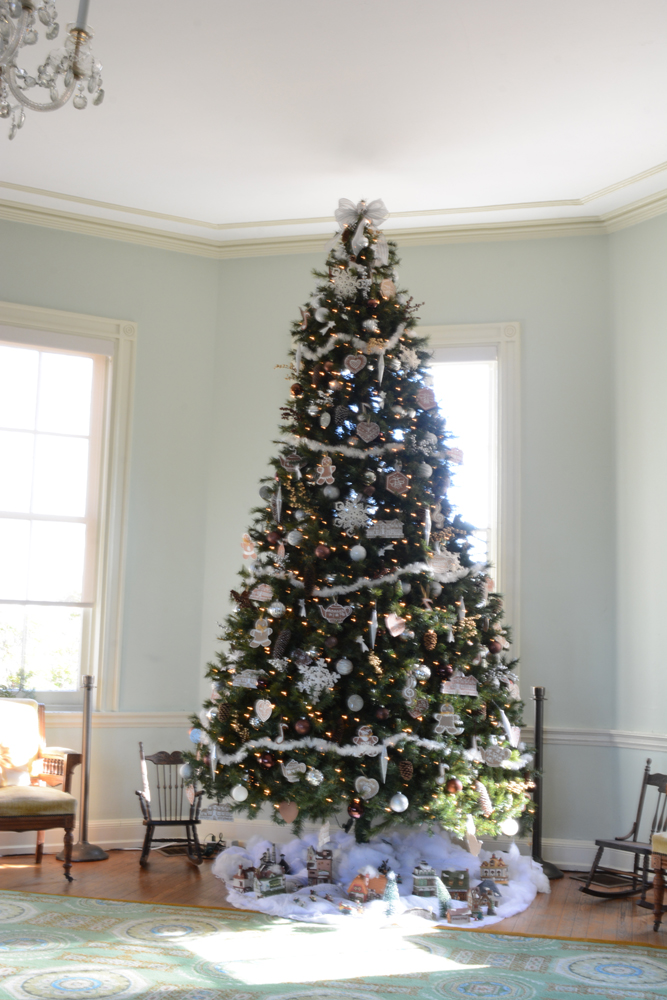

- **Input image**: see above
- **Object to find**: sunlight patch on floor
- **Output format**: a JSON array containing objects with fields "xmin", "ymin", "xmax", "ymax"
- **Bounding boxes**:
[{"xmin": 182, "ymin": 923, "xmax": 489, "ymax": 984}]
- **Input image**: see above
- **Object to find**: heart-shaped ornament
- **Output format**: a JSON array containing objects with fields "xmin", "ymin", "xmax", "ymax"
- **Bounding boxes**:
[
  {"xmin": 278, "ymin": 801, "xmax": 299, "ymax": 822},
  {"xmin": 255, "ymin": 699, "xmax": 273, "ymax": 723},
  {"xmin": 385, "ymin": 613, "xmax": 406, "ymax": 637},
  {"xmin": 345, "ymin": 354, "xmax": 367, "ymax": 375},
  {"xmin": 357, "ymin": 421, "xmax": 381, "ymax": 443},
  {"xmin": 355, "ymin": 776, "xmax": 380, "ymax": 800}
]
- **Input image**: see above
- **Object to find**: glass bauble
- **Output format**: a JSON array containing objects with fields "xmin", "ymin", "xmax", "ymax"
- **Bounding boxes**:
[
  {"xmin": 347, "ymin": 694, "xmax": 363, "ymax": 712},
  {"xmin": 336, "ymin": 658, "xmax": 353, "ymax": 675},
  {"xmin": 390, "ymin": 792, "xmax": 409, "ymax": 812},
  {"xmin": 231, "ymin": 784, "xmax": 249, "ymax": 802}
]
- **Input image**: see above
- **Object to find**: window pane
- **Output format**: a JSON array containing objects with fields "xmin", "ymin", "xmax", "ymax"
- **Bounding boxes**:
[
  {"xmin": 0, "ymin": 518, "xmax": 30, "ymax": 600},
  {"xmin": 27, "ymin": 521, "xmax": 86, "ymax": 603},
  {"xmin": 0, "ymin": 345, "xmax": 38, "ymax": 430},
  {"xmin": 37, "ymin": 352, "xmax": 93, "ymax": 436},
  {"xmin": 32, "ymin": 435, "xmax": 89, "ymax": 516},
  {"xmin": 0, "ymin": 603, "xmax": 27, "ymax": 689},
  {"xmin": 0, "ymin": 430, "xmax": 34, "ymax": 513},
  {"xmin": 0, "ymin": 603, "xmax": 81, "ymax": 692},
  {"xmin": 433, "ymin": 361, "xmax": 496, "ymax": 564}
]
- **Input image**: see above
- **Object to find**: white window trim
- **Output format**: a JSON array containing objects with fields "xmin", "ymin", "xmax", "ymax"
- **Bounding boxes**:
[
  {"xmin": 0, "ymin": 300, "xmax": 136, "ymax": 712},
  {"xmin": 421, "ymin": 322, "xmax": 521, "ymax": 654}
]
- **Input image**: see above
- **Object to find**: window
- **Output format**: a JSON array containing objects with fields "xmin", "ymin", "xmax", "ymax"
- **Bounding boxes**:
[
  {"xmin": 422, "ymin": 323, "xmax": 521, "ymax": 649},
  {"xmin": 0, "ymin": 303, "xmax": 136, "ymax": 709}
]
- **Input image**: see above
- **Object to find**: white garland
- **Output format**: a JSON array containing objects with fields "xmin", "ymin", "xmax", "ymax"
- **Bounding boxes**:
[
  {"xmin": 212, "ymin": 730, "xmax": 453, "ymax": 767},
  {"xmin": 297, "ymin": 323, "xmax": 406, "ymax": 363},
  {"xmin": 281, "ymin": 433, "xmax": 404, "ymax": 459},
  {"xmin": 252, "ymin": 560, "xmax": 472, "ymax": 597}
]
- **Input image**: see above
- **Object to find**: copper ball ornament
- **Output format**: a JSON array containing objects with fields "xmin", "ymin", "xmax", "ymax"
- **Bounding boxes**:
[
  {"xmin": 258, "ymin": 752, "xmax": 275, "ymax": 769},
  {"xmin": 315, "ymin": 544, "xmax": 331, "ymax": 559},
  {"xmin": 256, "ymin": 676, "xmax": 269, "ymax": 690},
  {"xmin": 488, "ymin": 639, "xmax": 503, "ymax": 655},
  {"xmin": 375, "ymin": 706, "xmax": 390, "ymax": 721},
  {"xmin": 347, "ymin": 799, "xmax": 365, "ymax": 819},
  {"xmin": 436, "ymin": 663, "xmax": 453, "ymax": 680},
  {"xmin": 445, "ymin": 777, "xmax": 463, "ymax": 794},
  {"xmin": 324, "ymin": 636, "xmax": 338, "ymax": 649},
  {"xmin": 323, "ymin": 361, "xmax": 334, "ymax": 372},
  {"xmin": 266, "ymin": 531, "xmax": 279, "ymax": 544},
  {"xmin": 293, "ymin": 718, "xmax": 312, "ymax": 735},
  {"xmin": 363, "ymin": 486, "xmax": 375, "ymax": 496},
  {"xmin": 290, "ymin": 383, "xmax": 304, "ymax": 397}
]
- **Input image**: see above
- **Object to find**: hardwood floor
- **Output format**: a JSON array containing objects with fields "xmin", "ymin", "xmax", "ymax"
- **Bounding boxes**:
[{"xmin": 0, "ymin": 850, "xmax": 664, "ymax": 946}]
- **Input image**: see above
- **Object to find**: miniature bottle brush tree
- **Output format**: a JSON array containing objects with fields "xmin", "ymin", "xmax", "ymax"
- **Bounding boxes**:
[{"xmin": 190, "ymin": 198, "xmax": 533, "ymax": 844}]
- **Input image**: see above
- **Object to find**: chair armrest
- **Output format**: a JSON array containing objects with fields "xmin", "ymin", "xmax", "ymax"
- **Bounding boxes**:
[{"xmin": 39, "ymin": 748, "xmax": 82, "ymax": 793}]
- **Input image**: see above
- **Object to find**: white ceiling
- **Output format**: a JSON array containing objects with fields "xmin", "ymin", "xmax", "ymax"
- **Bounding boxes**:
[{"xmin": 1, "ymin": 0, "xmax": 666, "ymax": 247}]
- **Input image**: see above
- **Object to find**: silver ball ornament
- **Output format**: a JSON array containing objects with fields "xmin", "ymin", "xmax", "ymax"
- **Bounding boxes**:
[
  {"xmin": 336, "ymin": 657, "xmax": 353, "ymax": 675},
  {"xmin": 250, "ymin": 716, "xmax": 262, "ymax": 728},
  {"xmin": 390, "ymin": 792, "xmax": 409, "ymax": 812},
  {"xmin": 350, "ymin": 544, "xmax": 366, "ymax": 562},
  {"xmin": 399, "ymin": 581, "xmax": 411, "ymax": 595},
  {"xmin": 430, "ymin": 582, "xmax": 443, "ymax": 597},
  {"xmin": 259, "ymin": 485, "xmax": 273, "ymax": 501},
  {"xmin": 347, "ymin": 694, "xmax": 364, "ymax": 712},
  {"xmin": 286, "ymin": 530, "xmax": 303, "ymax": 546},
  {"xmin": 294, "ymin": 510, "xmax": 307, "ymax": 521},
  {"xmin": 322, "ymin": 486, "xmax": 340, "ymax": 499},
  {"xmin": 414, "ymin": 665, "xmax": 431, "ymax": 681},
  {"xmin": 306, "ymin": 767, "xmax": 324, "ymax": 786},
  {"xmin": 418, "ymin": 462, "xmax": 433, "ymax": 478},
  {"xmin": 364, "ymin": 471, "xmax": 376, "ymax": 483},
  {"xmin": 268, "ymin": 601, "xmax": 286, "ymax": 617},
  {"xmin": 231, "ymin": 784, "xmax": 249, "ymax": 802},
  {"xmin": 179, "ymin": 762, "xmax": 192, "ymax": 780},
  {"xmin": 307, "ymin": 404, "xmax": 319, "ymax": 417},
  {"xmin": 206, "ymin": 706, "xmax": 218, "ymax": 722}
]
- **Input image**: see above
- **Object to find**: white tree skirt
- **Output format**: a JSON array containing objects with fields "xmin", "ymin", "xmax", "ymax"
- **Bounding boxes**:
[{"xmin": 211, "ymin": 828, "xmax": 549, "ymax": 927}]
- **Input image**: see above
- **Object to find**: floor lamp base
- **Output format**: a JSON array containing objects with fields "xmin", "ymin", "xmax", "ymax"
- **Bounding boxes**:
[{"xmin": 56, "ymin": 841, "xmax": 109, "ymax": 862}]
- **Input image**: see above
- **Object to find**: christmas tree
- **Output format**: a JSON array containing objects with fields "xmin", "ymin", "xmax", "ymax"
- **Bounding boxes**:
[{"xmin": 191, "ymin": 198, "xmax": 533, "ymax": 844}]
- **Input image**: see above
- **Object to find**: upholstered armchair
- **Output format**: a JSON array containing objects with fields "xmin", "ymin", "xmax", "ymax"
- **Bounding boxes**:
[{"xmin": 0, "ymin": 698, "xmax": 81, "ymax": 880}]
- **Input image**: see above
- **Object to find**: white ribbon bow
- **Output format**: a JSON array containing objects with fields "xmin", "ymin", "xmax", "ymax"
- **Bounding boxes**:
[{"xmin": 334, "ymin": 198, "xmax": 390, "ymax": 257}]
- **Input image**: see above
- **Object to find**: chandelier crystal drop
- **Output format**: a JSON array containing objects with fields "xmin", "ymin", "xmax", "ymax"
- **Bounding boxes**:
[{"xmin": 0, "ymin": 0, "xmax": 103, "ymax": 139}]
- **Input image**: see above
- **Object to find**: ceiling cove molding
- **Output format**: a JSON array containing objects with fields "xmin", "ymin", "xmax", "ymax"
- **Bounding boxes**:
[
  {"xmin": 2, "ymin": 159, "xmax": 667, "ymax": 231},
  {"xmin": 0, "ymin": 189, "xmax": 666, "ymax": 260}
]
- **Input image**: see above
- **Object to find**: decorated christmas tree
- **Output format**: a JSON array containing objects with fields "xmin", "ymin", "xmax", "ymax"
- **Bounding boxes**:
[{"xmin": 190, "ymin": 198, "xmax": 533, "ymax": 844}]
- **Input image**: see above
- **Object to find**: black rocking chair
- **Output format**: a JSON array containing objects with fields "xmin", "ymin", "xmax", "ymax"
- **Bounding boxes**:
[
  {"xmin": 579, "ymin": 758, "xmax": 667, "ymax": 904},
  {"xmin": 135, "ymin": 743, "xmax": 203, "ymax": 867}
]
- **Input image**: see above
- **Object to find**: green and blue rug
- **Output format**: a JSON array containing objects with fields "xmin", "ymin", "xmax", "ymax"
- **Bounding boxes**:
[{"xmin": 0, "ymin": 889, "xmax": 665, "ymax": 999}]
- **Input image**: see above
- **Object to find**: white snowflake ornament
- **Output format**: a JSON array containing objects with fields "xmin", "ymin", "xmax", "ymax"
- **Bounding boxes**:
[
  {"xmin": 334, "ymin": 496, "xmax": 370, "ymax": 536},
  {"xmin": 399, "ymin": 345, "xmax": 420, "ymax": 370},
  {"xmin": 295, "ymin": 658, "xmax": 338, "ymax": 702}
]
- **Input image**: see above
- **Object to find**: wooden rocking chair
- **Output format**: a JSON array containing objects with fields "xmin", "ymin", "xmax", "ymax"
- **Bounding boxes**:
[
  {"xmin": 135, "ymin": 743, "xmax": 203, "ymax": 868},
  {"xmin": 579, "ymin": 758, "xmax": 667, "ymax": 904}
]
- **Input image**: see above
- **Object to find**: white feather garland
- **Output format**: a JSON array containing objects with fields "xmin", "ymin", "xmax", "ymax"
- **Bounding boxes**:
[
  {"xmin": 281, "ymin": 433, "xmax": 404, "ymax": 459},
  {"xmin": 295, "ymin": 324, "xmax": 406, "ymax": 363},
  {"xmin": 250, "ymin": 560, "xmax": 471, "ymax": 597},
  {"xmin": 213, "ymin": 730, "xmax": 453, "ymax": 767}
]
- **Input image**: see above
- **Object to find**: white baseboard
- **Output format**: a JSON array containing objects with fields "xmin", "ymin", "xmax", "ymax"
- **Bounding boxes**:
[{"xmin": 0, "ymin": 817, "xmax": 628, "ymax": 876}]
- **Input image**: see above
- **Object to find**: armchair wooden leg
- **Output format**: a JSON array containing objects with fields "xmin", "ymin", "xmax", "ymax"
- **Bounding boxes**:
[
  {"xmin": 35, "ymin": 830, "xmax": 45, "ymax": 864},
  {"xmin": 63, "ymin": 823, "xmax": 74, "ymax": 883}
]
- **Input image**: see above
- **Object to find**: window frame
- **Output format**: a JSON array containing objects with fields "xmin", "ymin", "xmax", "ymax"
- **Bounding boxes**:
[
  {"xmin": 422, "ymin": 322, "xmax": 521, "ymax": 654},
  {"xmin": 0, "ymin": 301, "xmax": 136, "ymax": 711}
]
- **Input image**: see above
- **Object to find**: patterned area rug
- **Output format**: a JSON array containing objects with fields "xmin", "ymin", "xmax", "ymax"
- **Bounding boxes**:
[{"xmin": 1, "ymin": 889, "xmax": 666, "ymax": 1000}]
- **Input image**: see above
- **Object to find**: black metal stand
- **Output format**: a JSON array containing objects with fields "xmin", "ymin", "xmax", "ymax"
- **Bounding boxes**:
[
  {"xmin": 531, "ymin": 686, "xmax": 564, "ymax": 880},
  {"xmin": 57, "ymin": 675, "xmax": 108, "ymax": 863}
]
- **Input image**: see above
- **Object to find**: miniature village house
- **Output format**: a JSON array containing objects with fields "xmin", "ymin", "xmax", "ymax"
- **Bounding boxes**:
[
  {"xmin": 231, "ymin": 864, "xmax": 255, "ymax": 893},
  {"xmin": 441, "ymin": 869, "xmax": 470, "ymax": 900},
  {"xmin": 347, "ymin": 870, "xmax": 387, "ymax": 904},
  {"xmin": 412, "ymin": 861, "xmax": 439, "ymax": 897},
  {"xmin": 306, "ymin": 846, "xmax": 333, "ymax": 885},
  {"xmin": 479, "ymin": 854, "xmax": 509, "ymax": 884},
  {"xmin": 253, "ymin": 846, "xmax": 287, "ymax": 897}
]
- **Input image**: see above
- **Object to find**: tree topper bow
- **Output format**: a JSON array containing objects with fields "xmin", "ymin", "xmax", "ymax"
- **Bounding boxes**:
[{"xmin": 334, "ymin": 198, "xmax": 390, "ymax": 261}]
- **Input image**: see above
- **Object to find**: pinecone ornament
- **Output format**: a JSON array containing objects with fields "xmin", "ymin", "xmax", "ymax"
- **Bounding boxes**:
[
  {"xmin": 218, "ymin": 702, "xmax": 232, "ymax": 724},
  {"xmin": 332, "ymin": 719, "xmax": 347, "ymax": 745},
  {"xmin": 398, "ymin": 760, "xmax": 414, "ymax": 781},
  {"xmin": 273, "ymin": 629, "xmax": 292, "ymax": 659},
  {"xmin": 475, "ymin": 779, "xmax": 494, "ymax": 817},
  {"xmin": 335, "ymin": 404, "xmax": 350, "ymax": 425},
  {"xmin": 423, "ymin": 629, "xmax": 437, "ymax": 651}
]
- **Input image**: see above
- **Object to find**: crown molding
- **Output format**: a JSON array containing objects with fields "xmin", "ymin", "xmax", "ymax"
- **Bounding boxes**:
[{"xmin": 0, "ymin": 188, "xmax": 666, "ymax": 260}]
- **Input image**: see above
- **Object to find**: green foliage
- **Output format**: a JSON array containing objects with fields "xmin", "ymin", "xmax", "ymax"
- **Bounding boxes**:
[{"xmin": 189, "ymin": 205, "xmax": 533, "ymax": 843}]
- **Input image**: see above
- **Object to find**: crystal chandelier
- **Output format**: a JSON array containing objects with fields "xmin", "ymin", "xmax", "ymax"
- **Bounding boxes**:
[{"xmin": 0, "ymin": 0, "xmax": 103, "ymax": 139}]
